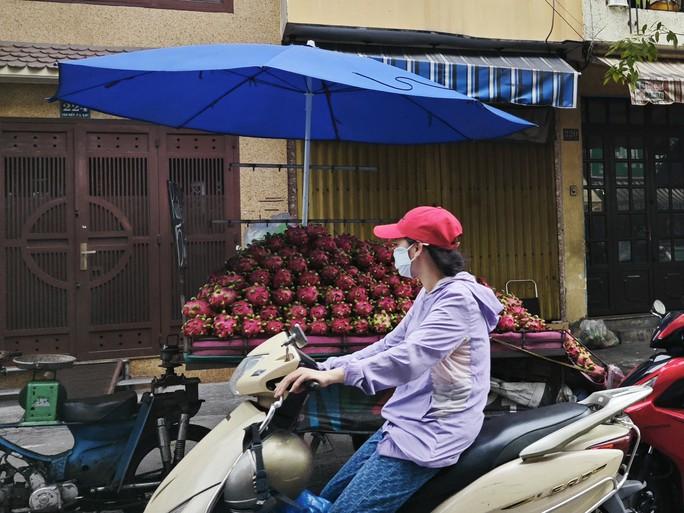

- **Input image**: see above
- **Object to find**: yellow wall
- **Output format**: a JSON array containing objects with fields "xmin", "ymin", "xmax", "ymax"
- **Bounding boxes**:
[
  {"xmin": 298, "ymin": 140, "xmax": 562, "ymax": 320},
  {"xmin": 284, "ymin": 0, "xmax": 584, "ymax": 42}
]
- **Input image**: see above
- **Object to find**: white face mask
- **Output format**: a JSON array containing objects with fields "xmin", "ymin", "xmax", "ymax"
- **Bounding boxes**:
[{"xmin": 393, "ymin": 244, "xmax": 416, "ymax": 279}]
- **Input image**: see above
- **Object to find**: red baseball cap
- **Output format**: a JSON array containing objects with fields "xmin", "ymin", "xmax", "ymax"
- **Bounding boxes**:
[{"xmin": 373, "ymin": 206, "xmax": 463, "ymax": 249}]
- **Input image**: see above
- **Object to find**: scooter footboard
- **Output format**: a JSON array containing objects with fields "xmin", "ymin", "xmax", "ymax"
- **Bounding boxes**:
[
  {"xmin": 144, "ymin": 401, "xmax": 264, "ymax": 513},
  {"xmin": 432, "ymin": 449, "xmax": 623, "ymax": 513}
]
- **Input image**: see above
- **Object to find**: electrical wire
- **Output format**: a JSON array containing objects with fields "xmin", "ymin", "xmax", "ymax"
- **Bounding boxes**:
[
  {"xmin": 543, "ymin": 0, "xmax": 585, "ymax": 40},
  {"xmin": 546, "ymin": 0, "xmax": 557, "ymax": 47}
]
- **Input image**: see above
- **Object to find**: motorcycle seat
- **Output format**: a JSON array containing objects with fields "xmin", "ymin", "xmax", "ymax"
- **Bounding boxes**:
[
  {"xmin": 62, "ymin": 390, "xmax": 138, "ymax": 423},
  {"xmin": 398, "ymin": 402, "xmax": 591, "ymax": 513}
]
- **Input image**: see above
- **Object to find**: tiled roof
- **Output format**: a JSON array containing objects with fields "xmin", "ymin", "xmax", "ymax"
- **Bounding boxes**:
[{"xmin": 0, "ymin": 41, "xmax": 138, "ymax": 71}]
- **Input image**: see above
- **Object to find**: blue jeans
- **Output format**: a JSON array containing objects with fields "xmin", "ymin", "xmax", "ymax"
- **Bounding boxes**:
[{"xmin": 320, "ymin": 430, "xmax": 439, "ymax": 513}]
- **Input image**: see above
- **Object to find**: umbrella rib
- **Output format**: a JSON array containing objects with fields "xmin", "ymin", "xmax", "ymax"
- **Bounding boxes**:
[
  {"xmin": 177, "ymin": 69, "xmax": 270, "ymax": 127},
  {"xmin": 221, "ymin": 68, "xmax": 303, "ymax": 93},
  {"xmin": 52, "ymin": 71, "xmax": 154, "ymax": 101},
  {"xmin": 322, "ymin": 81, "xmax": 341, "ymax": 141},
  {"xmin": 400, "ymin": 95, "xmax": 472, "ymax": 141}
]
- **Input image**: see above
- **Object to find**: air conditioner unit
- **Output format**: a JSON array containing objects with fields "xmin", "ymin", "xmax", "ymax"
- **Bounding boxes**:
[{"xmin": 607, "ymin": 0, "xmax": 630, "ymax": 7}]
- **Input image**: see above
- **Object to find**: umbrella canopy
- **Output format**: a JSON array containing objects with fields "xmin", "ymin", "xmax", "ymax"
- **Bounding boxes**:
[{"xmin": 54, "ymin": 43, "xmax": 534, "ymax": 222}]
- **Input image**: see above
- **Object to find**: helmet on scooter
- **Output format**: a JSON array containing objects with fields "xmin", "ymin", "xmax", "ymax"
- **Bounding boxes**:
[{"xmin": 224, "ymin": 431, "xmax": 313, "ymax": 512}]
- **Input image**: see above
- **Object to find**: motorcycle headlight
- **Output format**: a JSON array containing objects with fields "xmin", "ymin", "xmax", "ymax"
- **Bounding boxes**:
[{"xmin": 228, "ymin": 355, "xmax": 262, "ymax": 396}]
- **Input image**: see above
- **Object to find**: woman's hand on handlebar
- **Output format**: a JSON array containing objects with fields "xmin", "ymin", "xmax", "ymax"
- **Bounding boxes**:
[{"xmin": 274, "ymin": 367, "xmax": 345, "ymax": 399}]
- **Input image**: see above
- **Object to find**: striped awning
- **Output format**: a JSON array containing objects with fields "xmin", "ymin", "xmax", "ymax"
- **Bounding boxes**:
[
  {"xmin": 601, "ymin": 57, "xmax": 684, "ymax": 106},
  {"xmin": 360, "ymin": 52, "xmax": 579, "ymax": 109}
]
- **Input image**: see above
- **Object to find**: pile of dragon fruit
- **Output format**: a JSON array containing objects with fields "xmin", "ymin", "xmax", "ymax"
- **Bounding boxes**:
[
  {"xmin": 495, "ymin": 291, "xmax": 547, "ymax": 333},
  {"xmin": 181, "ymin": 225, "xmax": 421, "ymax": 339}
]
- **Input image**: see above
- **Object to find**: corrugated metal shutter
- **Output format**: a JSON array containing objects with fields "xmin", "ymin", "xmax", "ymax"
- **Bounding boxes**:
[{"xmin": 297, "ymin": 141, "xmax": 560, "ymax": 319}]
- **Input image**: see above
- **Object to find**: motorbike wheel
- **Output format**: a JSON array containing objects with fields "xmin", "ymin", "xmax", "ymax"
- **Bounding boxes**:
[{"xmin": 121, "ymin": 423, "xmax": 211, "ymax": 513}]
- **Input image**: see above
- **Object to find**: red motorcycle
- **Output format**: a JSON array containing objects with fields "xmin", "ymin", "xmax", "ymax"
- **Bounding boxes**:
[{"xmin": 621, "ymin": 299, "xmax": 684, "ymax": 513}]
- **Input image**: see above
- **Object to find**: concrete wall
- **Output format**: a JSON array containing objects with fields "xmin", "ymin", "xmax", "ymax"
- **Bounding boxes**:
[
  {"xmin": 584, "ymin": 0, "xmax": 684, "ymax": 43},
  {"xmin": 284, "ymin": 0, "xmax": 584, "ymax": 42}
]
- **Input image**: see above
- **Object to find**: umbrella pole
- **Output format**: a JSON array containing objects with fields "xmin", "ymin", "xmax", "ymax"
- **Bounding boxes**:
[{"xmin": 302, "ymin": 78, "xmax": 313, "ymax": 227}]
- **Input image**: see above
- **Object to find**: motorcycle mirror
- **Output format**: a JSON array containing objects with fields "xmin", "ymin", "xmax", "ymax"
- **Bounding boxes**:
[
  {"xmin": 652, "ymin": 299, "xmax": 666, "ymax": 317},
  {"xmin": 291, "ymin": 324, "xmax": 308, "ymax": 349}
]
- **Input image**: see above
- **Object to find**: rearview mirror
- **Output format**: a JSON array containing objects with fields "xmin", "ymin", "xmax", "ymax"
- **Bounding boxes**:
[
  {"xmin": 652, "ymin": 300, "xmax": 666, "ymax": 317},
  {"xmin": 290, "ymin": 324, "xmax": 308, "ymax": 349}
]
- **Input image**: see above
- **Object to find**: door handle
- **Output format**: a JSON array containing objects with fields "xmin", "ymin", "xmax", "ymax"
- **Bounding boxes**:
[{"xmin": 80, "ymin": 242, "xmax": 97, "ymax": 271}]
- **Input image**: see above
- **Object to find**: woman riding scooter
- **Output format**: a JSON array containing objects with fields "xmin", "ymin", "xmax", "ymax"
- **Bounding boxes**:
[{"xmin": 275, "ymin": 206, "xmax": 503, "ymax": 513}]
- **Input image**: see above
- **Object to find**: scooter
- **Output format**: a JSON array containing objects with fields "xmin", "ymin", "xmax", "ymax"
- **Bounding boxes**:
[
  {"xmin": 0, "ymin": 341, "xmax": 209, "ymax": 513},
  {"xmin": 619, "ymin": 299, "xmax": 684, "ymax": 513},
  {"xmin": 144, "ymin": 326, "xmax": 652, "ymax": 513}
]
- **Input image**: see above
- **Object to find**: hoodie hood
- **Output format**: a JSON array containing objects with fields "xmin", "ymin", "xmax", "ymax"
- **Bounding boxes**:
[{"xmin": 452, "ymin": 272, "xmax": 503, "ymax": 332}]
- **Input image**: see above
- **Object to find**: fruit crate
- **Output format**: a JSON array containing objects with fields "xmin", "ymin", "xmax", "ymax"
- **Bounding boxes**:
[{"xmin": 185, "ymin": 334, "xmax": 383, "ymax": 365}]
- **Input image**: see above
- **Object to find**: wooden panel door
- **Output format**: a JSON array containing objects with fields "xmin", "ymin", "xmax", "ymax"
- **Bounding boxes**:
[
  {"xmin": 74, "ymin": 125, "xmax": 160, "ymax": 358},
  {"xmin": 0, "ymin": 124, "xmax": 77, "ymax": 355}
]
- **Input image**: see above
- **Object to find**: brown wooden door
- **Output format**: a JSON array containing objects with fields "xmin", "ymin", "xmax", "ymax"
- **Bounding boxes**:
[
  {"xmin": 1, "ymin": 120, "xmax": 239, "ymax": 359},
  {"xmin": 0, "ymin": 124, "xmax": 78, "ymax": 355}
]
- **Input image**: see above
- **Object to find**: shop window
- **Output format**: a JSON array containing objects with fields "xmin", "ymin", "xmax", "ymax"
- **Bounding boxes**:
[{"xmin": 32, "ymin": 0, "xmax": 233, "ymax": 12}]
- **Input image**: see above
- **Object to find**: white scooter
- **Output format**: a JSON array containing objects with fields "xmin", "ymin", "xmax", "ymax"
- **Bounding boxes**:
[{"xmin": 143, "ymin": 327, "xmax": 652, "ymax": 513}]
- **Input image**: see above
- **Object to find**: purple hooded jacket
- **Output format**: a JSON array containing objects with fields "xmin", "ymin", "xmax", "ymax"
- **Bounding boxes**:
[{"xmin": 319, "ymin": 272, "xmax": 503, "ymax": 468}]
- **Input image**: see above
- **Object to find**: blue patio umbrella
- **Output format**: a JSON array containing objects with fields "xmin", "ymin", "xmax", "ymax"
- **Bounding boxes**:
[{"xmin": 53, "ymin": 43, "xmax": 533, "ymax": 224}]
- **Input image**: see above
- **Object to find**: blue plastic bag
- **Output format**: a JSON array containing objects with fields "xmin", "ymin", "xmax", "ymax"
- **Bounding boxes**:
[{"xmin": 278, "ymin": 490, "xmax": 332, "ymax": 513}]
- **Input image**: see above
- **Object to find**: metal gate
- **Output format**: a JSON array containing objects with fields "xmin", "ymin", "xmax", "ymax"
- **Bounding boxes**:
[{"xmin": 0, "ymin": 120, "xmax": 239, "ymax": 359}]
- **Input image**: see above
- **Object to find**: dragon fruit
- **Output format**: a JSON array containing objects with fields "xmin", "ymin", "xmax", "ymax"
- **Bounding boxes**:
[
  {"xmin": 265, "ymin": 319, "xmax": 285, "ymax": 336},
  {"xmin": 393, "ymin": 281, "xmax": 414, "ymax": 299},
  {"xmin": 245, "ymin": 285, "xmax": 270, "ymax": 307},
  {"xmin": 182, "ymin": 299, "xmax": 212, "ymax": 319},
  {"xmin": 387, "ymin": 275, "xmax": 402, "ymax": 288},
  {"xmin": 497, "ymin": 315, "xmax": 516, "ymax": 332},
  {"xmin": 331, "ymin": 317, "xmax": 353, "ymax": 335},
  {"xmin": 196, "ymin": 284, "xmax": 213, "ymax": 300},
  {"xmin": 265, "ymin": 234, "xmax": 286, "ymax": 251},
  {"xmin": 356, "ymin": 273, "xmax": 374, "ymax": 289},
  {"xmin": 278, "ymin": 247, "xmax": 298, "ymax": 259},
  {"xmin": 335, "ymin": 235, "xmax": 354, "ymax": 252},
  {"xmin": 333, "ymin": 252, "xmax": 351, "ymax": 267},
  {"xmin": 263, "ymin": 255, "xmax": 284, "ymax": 271},
  {"xmin": 348, "ymin": 286, "xmax": 368, "ymax": 302},
  {"xmin": 314, "ymin": 236, "xmax": 337, "ymax": 252},
  {"xmin": 232, "ymin": 300, "xmax": 254, "ymax": 317},
  {"xmin": 370, "ymin": 265, "xmax": 388, "ymax": 281},
  {"xmin": 377, "ymin": 297, "xmax": 397, "ymax": 313},
  {"xmin": 182, "ymin": 316, "xmax": 212, "ymax": 337},
  {"xmin": 214, "ymin": 314, "xmax": 238, "ymax": 339},
  {"xmin": 272, "ymin": 269, "xmax": 294, "ymax": 289},
  {"xmin": 353, "ymin": 319, "xmax": 371, "ymax": 335},
  {"xmin": 320, "ymin": 265, "xmax": 340, "ymax": 284},
  {"xmin": 309, "ymin": 319, "xmax": 329, "ymax": 335},
  {"xmin": 298, "ymin": 270, "xmax": 321, "ymax": 286},
  {"xmin": 331, "ymin": 303, "xmax": 352, "ymax": 319},
  {"xmin": 355, "ymin": 251, "xmax": 375, "ymax": 269},
  {"xmin": 306, "ymin": 225, "xmax": 328, "ymax": 238},
  {"xmin": 215, "ymin": 273, "xmax": 246, "ymax": 290},
  {"xmin": 309, "ymin": 250, "xmax": 329, "ymax": 269},
  {"xmin": 398, "ymin": 299, "xmax": 414, "ymax": 314},
  {"xmin": 235, "ymin": 256, "xmax": 259, "ymax": 274},
  {"xmin": 325, "ymin": 288, "xmax": 346, "ymax": 305},
  {"xmin": 288, "ymin": 255, "xmax": 308, "ymax": 274},
  {"xmin": 374, "ymin": 245, "xmax": 393, "ymax": 264},
  {"xmin": 209, "ymin": 287, "xmax": 239, "ymax": 310},
  {"xmin": 288, "ymin": 304, "xmax": 308, "ymax": 319},
  {"xmin": 241, "ymin": 318, "xmax": 263, "ymax": 338},
  {"xmin": 273, "ymin": 288, "xmax": 295, "ymax": 307},
  {"xmin": 286, "ymin": 227, "xmax": 309, "ymax": 246},
  {"xmin": 353, "ymin": 300, "xmax": 374, "ymax": 317},
  {"xmin": 248, "ymin": 269, "xmax": 271, "ymax": 286},
  {"xmin": 335, "ymin": 273, "xmax": 355, "ymax": 291},
  {"xmin": 371, "ymin": 312, "xmax": 393, "ymax": 334},
  {"xmin": 346, "ymin": 266, "xmax": 360, "ymax": 278},
  {"xmin": 310, "ymin": 304, "xmax": 327, "ymax": 319},
  {"xmin": 260, "ymin": 305, "xmax": 280, "ymax": 321},
  {"xmin": 246, "ymin": 245, "xmax": 269, "ymax": 261},
  {"xmin": 297, "ymin": 286, "xmax": 319, "ymax": 305},
  {"xmin": 371, "ymin": 283, "xmax": 391, "ymax": 299}
]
